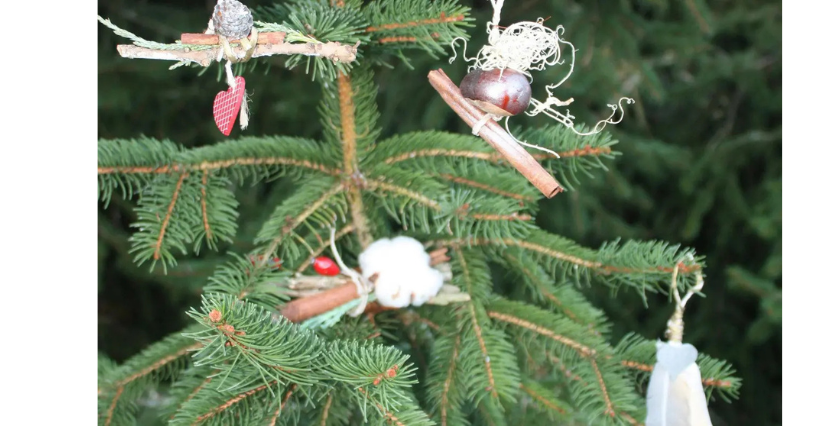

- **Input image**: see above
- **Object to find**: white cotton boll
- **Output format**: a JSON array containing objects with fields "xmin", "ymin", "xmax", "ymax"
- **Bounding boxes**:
[
  {"xmin": 645, "ymin": 341, "xmax": 713, "ymax": 426},
  {"xmin": 358, "ymin": 236, "xmax": 444, "ymax": 308}
]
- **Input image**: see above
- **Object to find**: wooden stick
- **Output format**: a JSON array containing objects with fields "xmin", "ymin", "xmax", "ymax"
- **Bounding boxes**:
[
  {"xmin": 116, "ymin": 39, "xmax": 359, "ymax": 67},
  {"xmin": 279, "ymin": 249, "xmax": 450, "ymax": 323},
  {"xmin": 427, "ymin": 69, "xmax": 563, "ymax": 198},
  {"xmin": 180, "ymin": 32, "xmax": 285, "ymax": 45}
]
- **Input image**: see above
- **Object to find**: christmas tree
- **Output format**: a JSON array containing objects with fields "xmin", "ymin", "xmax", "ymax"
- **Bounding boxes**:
[{"xmin": 95, "ymin": 0, "xmax": 775, "ymax": 424}]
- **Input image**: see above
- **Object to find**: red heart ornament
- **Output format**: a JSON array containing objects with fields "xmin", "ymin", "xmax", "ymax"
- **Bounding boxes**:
[{"xmin": 213, "ymin": 77, "xmax": 245, "ymax": 136}]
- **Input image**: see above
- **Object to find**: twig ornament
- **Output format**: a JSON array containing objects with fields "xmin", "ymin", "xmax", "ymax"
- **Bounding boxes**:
[
  {"xmin": 208, "ymin": 0, "xmax": 257, "ymax": 135},
  {"xmin": 449, "ymin": 0, "xmax": 634, "ymax": 157},
  {"xmin": 645, "ymin": 255, "xmax": 714, "ymax": 426}
]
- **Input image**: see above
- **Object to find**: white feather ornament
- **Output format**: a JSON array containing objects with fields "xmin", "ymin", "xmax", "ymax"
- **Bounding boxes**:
[
  {"xmin": 645, "ymin": 341, "xmax": 712, "ymax": 426},
  {"xmin": 645, "ymin": 256, "xmax": 713, "ymax": 426}
]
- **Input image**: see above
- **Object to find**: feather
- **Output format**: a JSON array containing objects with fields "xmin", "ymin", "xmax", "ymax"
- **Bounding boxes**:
[{"xmin": 645, "ymin": 341, "xmax": 713, "ymax": 426}]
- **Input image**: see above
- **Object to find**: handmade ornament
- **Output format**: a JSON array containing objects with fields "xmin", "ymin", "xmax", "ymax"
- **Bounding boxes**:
[
  {"xmin": 206, "ymin": 0, "xmax": 257, "ymax": 135},
  {"xmin": 358, "ymin": 236, "xmax": 444, "ymax": 308},
  {"xmin": 645, "ymin": 256, "xmax": 713, "ymax": 426},
  {"xmin": 449, "ymin": 0, "xmax": 634, "ymax": 157},
  {"xmin": 459, "ymin": 68, "xmax": 531, "ymax": 117},
  {"xmin": 212, "ymin": 0, "xmax": 254, "ymax": 40},
  {"xmin": 313, "ymin": 256, "xmax": 341, "ymax": 276},
  {"xmin": 213, "ymin": 76, "xmax": 246, "ymax": 135}
]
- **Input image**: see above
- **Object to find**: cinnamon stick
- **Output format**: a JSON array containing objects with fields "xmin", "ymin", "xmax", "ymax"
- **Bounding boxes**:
[
  {"xmin": 279, "ymin": 282, "xmax": 360, "ymax": 323},
  {"xmin": 180, "ymin": 32, "xmax": 285, "ymax": 45},
  {"xmin": 279, "ymin": 249, "xmax": 450, "ymax": 323},
  {"xmin": 427, "ymin": 69, "xmax": 563, "ymax": 198}
]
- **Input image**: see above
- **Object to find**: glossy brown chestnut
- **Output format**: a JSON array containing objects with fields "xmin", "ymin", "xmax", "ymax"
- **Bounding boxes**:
[{"xmin": 459, "ymin": 67, "xmax": 532, "ymax": 116}]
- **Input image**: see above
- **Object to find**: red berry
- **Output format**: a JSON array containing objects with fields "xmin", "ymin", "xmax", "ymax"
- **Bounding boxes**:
[
  {"xmin": 459, "ymin": 67, "xmax": 532, "ymax": 116},
  {"xmin": 313, "ymin": 256, "xmax": 340, "ymax": 276}
]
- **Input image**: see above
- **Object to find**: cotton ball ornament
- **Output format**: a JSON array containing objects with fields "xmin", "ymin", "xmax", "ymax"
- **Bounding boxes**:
[{"xmin": 358, "ymin": 236, "xmax": 444, "ymax": 308}]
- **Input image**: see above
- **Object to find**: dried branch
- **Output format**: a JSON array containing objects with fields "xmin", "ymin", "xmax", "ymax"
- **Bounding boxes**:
[
  {"xmin": 427, "ymin": 69, "xmax": 562, "ymax": 198},
  {"xmin": 116, "ymin": 33, "xmax": 359, "ymax": 67}
]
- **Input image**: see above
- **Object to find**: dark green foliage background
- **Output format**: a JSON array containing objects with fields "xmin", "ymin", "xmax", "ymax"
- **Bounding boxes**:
[{"xmin": 98, "ymin": 0, "xmax": 781, "ymax": 424}]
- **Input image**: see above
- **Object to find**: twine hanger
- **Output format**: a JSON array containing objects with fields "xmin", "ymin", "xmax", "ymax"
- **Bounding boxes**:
[{"xmin": 665, "ymin": 254, "xmax": 705, "ymax": 343}]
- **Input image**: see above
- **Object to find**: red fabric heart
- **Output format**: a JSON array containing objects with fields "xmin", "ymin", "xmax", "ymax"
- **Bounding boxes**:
[{"xmin": 213, "ymin": 77, "xmax": 245, "ymax": 136}]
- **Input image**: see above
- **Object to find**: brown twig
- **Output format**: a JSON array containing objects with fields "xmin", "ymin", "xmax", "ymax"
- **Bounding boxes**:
[
  {"xmin": 279, "ymin": 249, "xmax": 449, "ymax": 323},
  {"xmin": 104, "ymin": 386, "xmax": 124, "ymax": 426},
  {"xmin": 452, "ymin": 246, "xmax": 497, "ymax": 398},
  {"xmin": 487, "ymin": 310, "xmax": 596, "ymax": 356},
  {"xmin": 440, "ymin": 335, "xmax": 462, "ymax": 426},
  {"xmin": 116, "ymin": 38, "xmax": 359, "ymax": 67},
  {"xmin": 200, "ymin": 171, "xmax": 212, "ymax": 241},
  {"xmin": 519, "ymin": 383, "xmax": 566, "ymax": 414},
  {"xmin": 427, "ymin": 69, "xmax": 562, "ymax": 198},
  {"xmin": 155, "ymin": 173, "xmax": 188, "ymax": 260},
  {"xmin": 268, "ymin": 384, "xmax": 297, "ymax": 426},
  {"xmin": 98, "ymin": 157, "xmax": 339, "ymax": 175},
  {"xmin": 337, "ymin": 71, "xmax": 374, "ymax": 249},
  {"xmin": 365, "ymin": 13, "xmax": 466, "ymax": 32},
  {"xmin": 195, "ymin": 379, "xmax": 280, "ymax": 424}
]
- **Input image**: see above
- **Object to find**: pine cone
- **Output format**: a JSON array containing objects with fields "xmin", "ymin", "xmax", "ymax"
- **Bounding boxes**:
[{"xmin": 212, "ymin": 0, "xmax": 253, "ymax": 39}]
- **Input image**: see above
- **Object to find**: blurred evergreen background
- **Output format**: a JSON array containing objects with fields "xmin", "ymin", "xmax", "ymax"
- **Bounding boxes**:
[{"xmin": 98, "ymin": 0, "xmax": 781, "ymax": 424}]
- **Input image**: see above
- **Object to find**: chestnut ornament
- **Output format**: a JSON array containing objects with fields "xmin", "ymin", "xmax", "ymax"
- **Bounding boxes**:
[
  {"xmin": 459, "ymin": 68, "xmax": 532, "ymax": 116},
  {"xmin": 313, "ymin": 256, "xmax": 340, "ymax": 276}
]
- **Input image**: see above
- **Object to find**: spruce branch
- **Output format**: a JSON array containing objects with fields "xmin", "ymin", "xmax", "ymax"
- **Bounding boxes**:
[
  {"xmin": 373, "ymin": 128, "xmax": 616, "ymax": 194},
  {"xmin": 424, "ymin": 333, "xmax": 465, "ymax": 426},
  {"xmin": 363, "ymin": 0, "xmax": 473, "ymax": 58},
  {"xmin": 202, "ymin": 253, "xmax": 290, "ymax": 311},
  {"xmin": 451, "ymin": 246, "xmax": 520, "ymax": 406},
  {"xmin": 440, "ymin": 230, "xmax": 703, "ymax": 298},
  {"xmin": 268, "ymin": 383, "xmax": 298, "ymax": 425},
  {"xmin": 98, "ymin": 325, "xmax": 204, "ymax": 426},
  {"xmin": 256, "ymin": 0, "xmax": 370, "ymax": 79},
  {"xmin": 356, "ymin": 387, "xmax": 435, "ymax": 426},
  {"xmin": 487, "ymin": 299, "xmax": 641, "ymax": 424},
  {"xmin": 495, "ymin": 250, "xmax": 609, "ymax": 334},
  {"xmin": 253, "ymin": 178, "xmax": 347, "ymax": 266},
  {"xmin": 99, "ymin": 136, "xmax": 340, "ymax": 181},
  {"xmin": 440, "ymin": 172, "xmax": 536, "ymax": 203},
  {"xmin": 518, "ymin": 381, "xmax": 572, "ymax": 420}
]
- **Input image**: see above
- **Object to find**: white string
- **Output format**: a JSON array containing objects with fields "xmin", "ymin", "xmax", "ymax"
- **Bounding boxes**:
[
  {"xmin": 504, "ymin": 116, "xmax": 559, "ymax": 158},
  {"xmin": 328, "ymin": 227, "xmax": 372, "ymax": 316},
  {"xmin": 224, "ymin": 61, "xmax": 236, "ymax": 87},
  {"xmin": 676, "ymin": 254, "xmax": 704, "ymax": 309},
  {"xmin": 447, "ymin": 0, "xmax": 635, "ymax": 153},
  {"xmin": 472, "ymin": 113, "xmax": 494, "ymax": 135},
  {"xmin": 666, "ymin": 254, "xmax": 704, "ymax": 343},
  {"xmin": 526, "ymin": 96, "xmax": 636, "ymax": 137}
]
